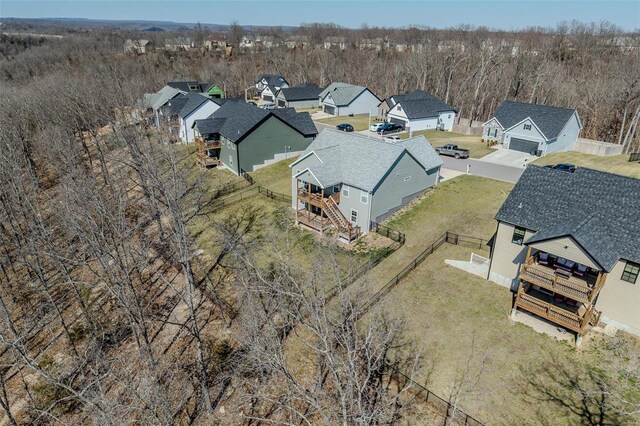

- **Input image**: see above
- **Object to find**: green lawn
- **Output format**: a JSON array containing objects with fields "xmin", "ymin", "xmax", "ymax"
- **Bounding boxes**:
[
  {"xmin": 251, "ymin": 157, "xmax": 297, "ymax": 194},
  {"xmin": 370, "ymin": 243, "xmax": 640, "ymax": 425},
  {"xmin": 402, "ymin": 130, "xmax": 494, "ymax": 159},
  {"xmin": 347, "ymin": 175, "xmax": 512, "ymax": 300},
  {"xmin": 316, "ymin": 114, "xmax": 372, "ymax": 131},
  {"xmin": 533, "ymin": 152, "xmax": 640, "ymax": 178}
]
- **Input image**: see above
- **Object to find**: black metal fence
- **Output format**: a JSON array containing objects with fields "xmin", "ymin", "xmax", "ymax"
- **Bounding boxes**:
[
  {"xmin": 359, "ymin": 231, "xmax": 488, "ymax": 426},
  {"xmin": 629, "ymin": 152, "xmax": 640, "ymax": 162},
  {"xmin": 258, "ymin": 186, "xmax": 292, "ymax": 203},
  {"xmin": 370, "ymin": 221, "xmax": 406, "ymax": 245}
]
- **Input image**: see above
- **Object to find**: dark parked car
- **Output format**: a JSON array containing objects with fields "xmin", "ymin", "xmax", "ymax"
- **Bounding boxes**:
[
  {"xmin": 552, "ymin": 163, "xmax": 576, "ymax": 172},
  {"xmin": 377, "ymin": 123, "xmax": 403, "ymax": 134},
  {"xmin": 336, "ymin": 123, "xmax": 354, "ymax": 132}
]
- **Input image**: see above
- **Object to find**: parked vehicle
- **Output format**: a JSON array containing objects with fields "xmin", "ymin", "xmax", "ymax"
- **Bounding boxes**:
[
  {"xmin": 552, "ymin": 163, "xmax": 577, "ymax": 173},
  {"xmin": 336, "ymin": 123, "xmax": 354, "ymax": 132},
  {"xmin": 383, "ymin": 135, "xmax": 401, "ymax": 142},
  {"xmin": 369, "ymin": 122, "xmax": 385, "ymax": 132},
  {"xmin": 261, "ymin": 103, "xmax": 276, "ymax": 110},
  {"xmin": 377, "ymin": 123, "xmax": 403, "ymax": 134},
  {"xmin": 434, "ymin": 144, "xmax": 470, "ymax": 159}
]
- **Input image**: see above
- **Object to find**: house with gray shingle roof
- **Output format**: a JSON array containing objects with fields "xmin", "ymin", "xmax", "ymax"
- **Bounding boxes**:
[
  {"xmin": 483, "ymin": 101, "xmax": 581, "ymax": 156},
  {"xmin": 489, "ymin": 165, "xmax": 640, "ymax": 341},
  {"xmin": 166, "ymin": 93, "xmax": 224, "ymax": 143},
  {"xmin": 289, "ymin": 129, "xmax": 442, "ymax": 241},
  {"xmin": 275, "ymin": 83, "xmax": 324, "ymax": 109},
  {"xmin": 255, "ymin": 74, "xmax": 289, "ymax": 102},
  {"xmin": 319, "ymin": 82, "xmax": 380, "ymax": 116},
  {"xmin": 192, "ymin": 100, "xmax": 317, "ymax": 174},
  {"xmin": 385, "ymin": 90, "xmax": 457, "ymax": 132}
]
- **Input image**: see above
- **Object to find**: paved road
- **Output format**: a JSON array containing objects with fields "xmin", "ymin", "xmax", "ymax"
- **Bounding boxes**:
[{"xmin": 440, "ymin": 156, "xmax": 524, "ymax": 183}]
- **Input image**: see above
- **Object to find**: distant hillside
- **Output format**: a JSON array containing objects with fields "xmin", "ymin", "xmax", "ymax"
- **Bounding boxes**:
[{"xmin": 0, "ymin": 17, "xmax": 298, "ymax": 32}]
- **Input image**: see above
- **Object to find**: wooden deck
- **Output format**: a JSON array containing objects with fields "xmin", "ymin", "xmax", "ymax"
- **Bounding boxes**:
[
  {"xmin": 515, "ymin": 283, "xmax": 600, "ymax": 334},
  {"xmin": 520, "ymin": 263, "xmax": 598, "ymax": 304},
  {"xmin": 296, "ymin": 209, "xmax": 332, "ymax": 233}
]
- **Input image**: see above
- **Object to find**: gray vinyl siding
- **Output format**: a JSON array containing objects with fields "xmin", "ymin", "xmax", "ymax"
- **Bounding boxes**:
[
  {"xmin": 370, "ymin": 152, "xmax": 439, "ymax": 223},
  {"xmin": 238, "ymin": 116, "xmax": 315, "ymax": 173},
  {"xmin": 503, "ymin": 118, "xmax": 545, "ymax": 151},
  {"xmin": 276, "ymin": 95, "xmax": 320, "ymax": 109},
  {"xmin": 337, "ymin": 183, "xmax": 371, "ymax": 232},
  {"xmin": 220, "ymin": 136, "xmax": 240, "ymax": 174},
  {"xmin": 487, "ymin": 221, "xmax": 536, "ymax": 290},
  {"xmin": 544, "ymin": 113, "xmax": 581, "ymax": 154}
]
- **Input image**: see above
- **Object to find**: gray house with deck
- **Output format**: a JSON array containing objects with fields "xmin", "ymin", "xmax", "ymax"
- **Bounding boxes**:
[
  {"xmin": 290, "ymin": 130, "xmax": 442, "ymax": 242},
  {"xmin": 483, "ymin": 101, "xmax": 581, "ymax": 156}
]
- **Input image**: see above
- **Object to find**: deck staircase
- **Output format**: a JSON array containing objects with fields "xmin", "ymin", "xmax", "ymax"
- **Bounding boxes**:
[{"xmin": 322, "ymin": 195, "xmax": 360, "ymax": 241}]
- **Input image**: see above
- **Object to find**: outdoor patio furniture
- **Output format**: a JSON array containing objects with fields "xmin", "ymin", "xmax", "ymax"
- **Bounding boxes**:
[
  {"xmin": 574, "ymin": 263, "xmax": 587, "ymax": 277},
  {"xmin": 554, "ymin": 257, "xmax": 574, "ymax": 272},
  {"xmin": 566, "ymin": 299, "xmax": 577, "ymax": 307},
  {"xmin": 553, "ymin": 293, "xmax": 565, "ymax": 303},
  {"xmin": 555, "ymin": 268, "xmax": 572, "ymax": 280},
  {"xmin": 538, "ymin": 252, "xmax": 549, "ymax": 265},
  {"xmin": 565, "ymin": 260, "xmax": 576, "ymax": 270}
]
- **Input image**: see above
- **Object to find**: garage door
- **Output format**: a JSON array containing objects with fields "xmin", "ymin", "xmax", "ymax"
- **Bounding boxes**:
[
  {"xmin": 263, "ymin": 94, "xmax": 273, "ymax": 102},
  {"xmin": 324, "ymin": 105, "xmax": 335, "ymax": 115},
  {"xmin": 389, "ymin": 117, "xmax": 406, "ymax": 129},
  {"xmin": 509, "ymin": 137, "xmax": 539, "ymax": 154}
]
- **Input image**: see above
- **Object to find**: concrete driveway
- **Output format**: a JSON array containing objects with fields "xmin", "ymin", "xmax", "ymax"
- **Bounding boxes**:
[
  {"xmin": 477, "ymin": 147, "xmax": 537, "ymax": 169},
  {"xmin": 440, "ymin": 156, "xmax": 524, "ymax": 183}
]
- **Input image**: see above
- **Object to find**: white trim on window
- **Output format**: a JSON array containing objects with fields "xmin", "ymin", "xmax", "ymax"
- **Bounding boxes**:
[
  {"xmin": 360, "ymin": 190, "xmax": 368, "ymax": 204},
  {"xmin": 342, "ymin": 187, "xmax": 349, "ymax": 198},
  {"xmin": 350, "ymin": 209, "xmax": 358, "ymax": 224}
]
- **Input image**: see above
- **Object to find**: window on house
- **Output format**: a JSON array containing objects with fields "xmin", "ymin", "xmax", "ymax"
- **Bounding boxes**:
[
  {"xmin": 342, "ymin": 187, "xmax": 349, "ymax": 198},
  {"xmin": 350, "ymin": 209, "xmax": 358, "ymax": 223},
  {"xmin": 397, "ymin": 105, "xmax": 402, "ymax": 111},
  {"xmin": 621, "ymin": 261, "xmax": 640, "ymax": 284},
  {"xmin": 448, "ymin": 114, "xmax": 452, "ymax": 119},
  {"xmin": 333, "ymin": 185, "xmax": 340, "ymax": 193},
  {"xmin": 492, "ymin": 128, "xmax": 498, "ymax": 137},
  {"xmin": 524, "ymin": 124, "xmax": 532, "ymax": 130},
  {"xmin": 360, "ymin": 190, "xmax": 368, "ymax": 204},
  {"xmin": 511, "ymin": 226, "xmax": 526, "ymax": 245}
]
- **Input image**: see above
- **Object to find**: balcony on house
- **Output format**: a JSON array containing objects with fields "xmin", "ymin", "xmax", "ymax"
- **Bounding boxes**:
[
  {"xmin": 295, "ymin": 180, "xmax": 360, "ymax": 242},
  {"xmin": 514, "ymin": 249, "xmax": 605, "ymax": 335},
  {"xmin": 195, "ymin": 136, "xmax": 221, "ymax": 168}
]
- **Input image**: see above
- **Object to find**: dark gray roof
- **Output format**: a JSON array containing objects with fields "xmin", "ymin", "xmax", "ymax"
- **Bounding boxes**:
[
  {"xmin": 169, "ymin": 92, "xmax": 211, "ymax": 118},
  {"xmin": 321, "ymin": 83, "xmax": 376, "ymax": 106},
  {"xmin": 496, "ymin": 166, "xmax": 640, "ymax": 271},
  {"xmin": 292, "ymin": 129, "xmax": 442, "ymax": 192},
  {"xmin": 391, "ymin": 90, "xmax": 455, "ymax": 119},
  {"xmin": 277, "ymin": 83, "xmax": 323, "ymax": 101},
  {"xmin": 271, "ymin": 108, "xmax": 317, "ymax": 136},
  {"xmin": 257, "ymin": 74, "xmax": 288, "ymax": 87},
  {"xmin": 195, "ymin": 100, "xmax": 316, "ymax": 143},
  {"xmin": 167, "ymin": 81, "xmax": 202, "ymax": 92},
  {"xmin": 491, "ymin": 101, "xmax": 578, "ymax": 140}
]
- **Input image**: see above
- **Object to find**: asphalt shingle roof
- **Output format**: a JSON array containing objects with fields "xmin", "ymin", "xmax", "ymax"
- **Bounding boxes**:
[
  {"xmin": 193, "ymin": 100, "xmax": 317, "ymax": 142},
  {"xmin": 491, "ymin": 101, "xmax": 578, "ymax": 140},
  {"xmin": 293, "ymin": 129, "xmax": 442, "ymax": 192},
  {"xmin": 168, "ymin": 92, "xmax": 212, "ymax": 118},
  {"xmin": 318, "ymin": 82, "xmax": 357, "ymax": 101},
  {"xmin": 321, "ymin": 83, "xmax": 375, "ymax": 106},
  {"xmin": 147, "ymin": 86, "xmax": 183, "ymax": 110},
  {"xmin": 257, "ymin": 74, "xmax": 288, "ymax": 87},
  {"xmin": 495, "ymin": 166, "xmax": 640, "ymax": 271},
  {"xmin": 277, "ymin": 83, "xmax": 324, "ymax": 101},
  {"xmin": 390, "ymin": 90, "xmax": 456, "ymax": 119}
]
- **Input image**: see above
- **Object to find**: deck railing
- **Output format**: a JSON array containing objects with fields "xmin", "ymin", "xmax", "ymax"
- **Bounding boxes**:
[
  {"xmin": 520, "ymin": 264, "xmax": 593, "ymax": 303},
  {"xmin": 516, "ymin": 291, "xmax": 583, "ymax": 332}
]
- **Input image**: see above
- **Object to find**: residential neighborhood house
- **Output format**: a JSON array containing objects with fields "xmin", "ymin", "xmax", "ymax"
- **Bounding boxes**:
[
  {"xmin": 166, "ymin": 92, "xmax": 224, "ymax": 143},
  {"xmin": 483, "ymin": 101, "xmax": 582, "ymax": 156},
  {"xmin": 193, "ymin": 100, "xmax": 317, "ymax": 175},
  {"xmin": 488, "ymin": 166, "xmax": 640, "ymax": 342},
  {"xmin": 255, "ymin": 74, "xmax": 290, "ymax": 102},
  {"xmin": 290, "ymin": 130, "xmax": 443, "ymax": 242},
  {"xmin": 124, "ymin": 39, "xmax": 153, "ymax": 54},
  {"xmin": 275, "ymin": 83, "xmax": 324, "ymax": 109},
  {"xmin": 384, "ymin": 89, "xmax": 457, "ymax": 132},
  {"xmin": 319, "ymin": 82, "xmax": 380, "ymax": 116}
]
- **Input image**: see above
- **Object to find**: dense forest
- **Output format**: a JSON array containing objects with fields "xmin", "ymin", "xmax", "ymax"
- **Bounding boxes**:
[{"xmin": 1, "ymin": 20, "xmax": 639, "ymax": 425}]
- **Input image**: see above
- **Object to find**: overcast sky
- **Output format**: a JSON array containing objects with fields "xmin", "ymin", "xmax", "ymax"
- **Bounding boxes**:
[{"xmin": 2, "ymin": 1, "xmax": 639, "ymax": 31}]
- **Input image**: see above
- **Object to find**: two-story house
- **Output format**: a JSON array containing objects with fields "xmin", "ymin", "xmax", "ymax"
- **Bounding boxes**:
[
  {"xmin": 290, "ymin": 130, "xmax": 442, "ymax": 242},
  {"xmin": 192, "ymin": 100, "xmax": 317, "ymax": 174},
  {"xmin": 255, "ymin": 74, "xmax": 289, "ymax": 102},
  {"xmin": 166, "ymin": 93, "xmax": 224, "ymax": 143},
  {"xmin": 488, "ymin": 166, "xmax": 640, "ymax": 343},
  {"xmin": 483, "ymin": 101, "xmax": 581, "ymax": 156}
]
